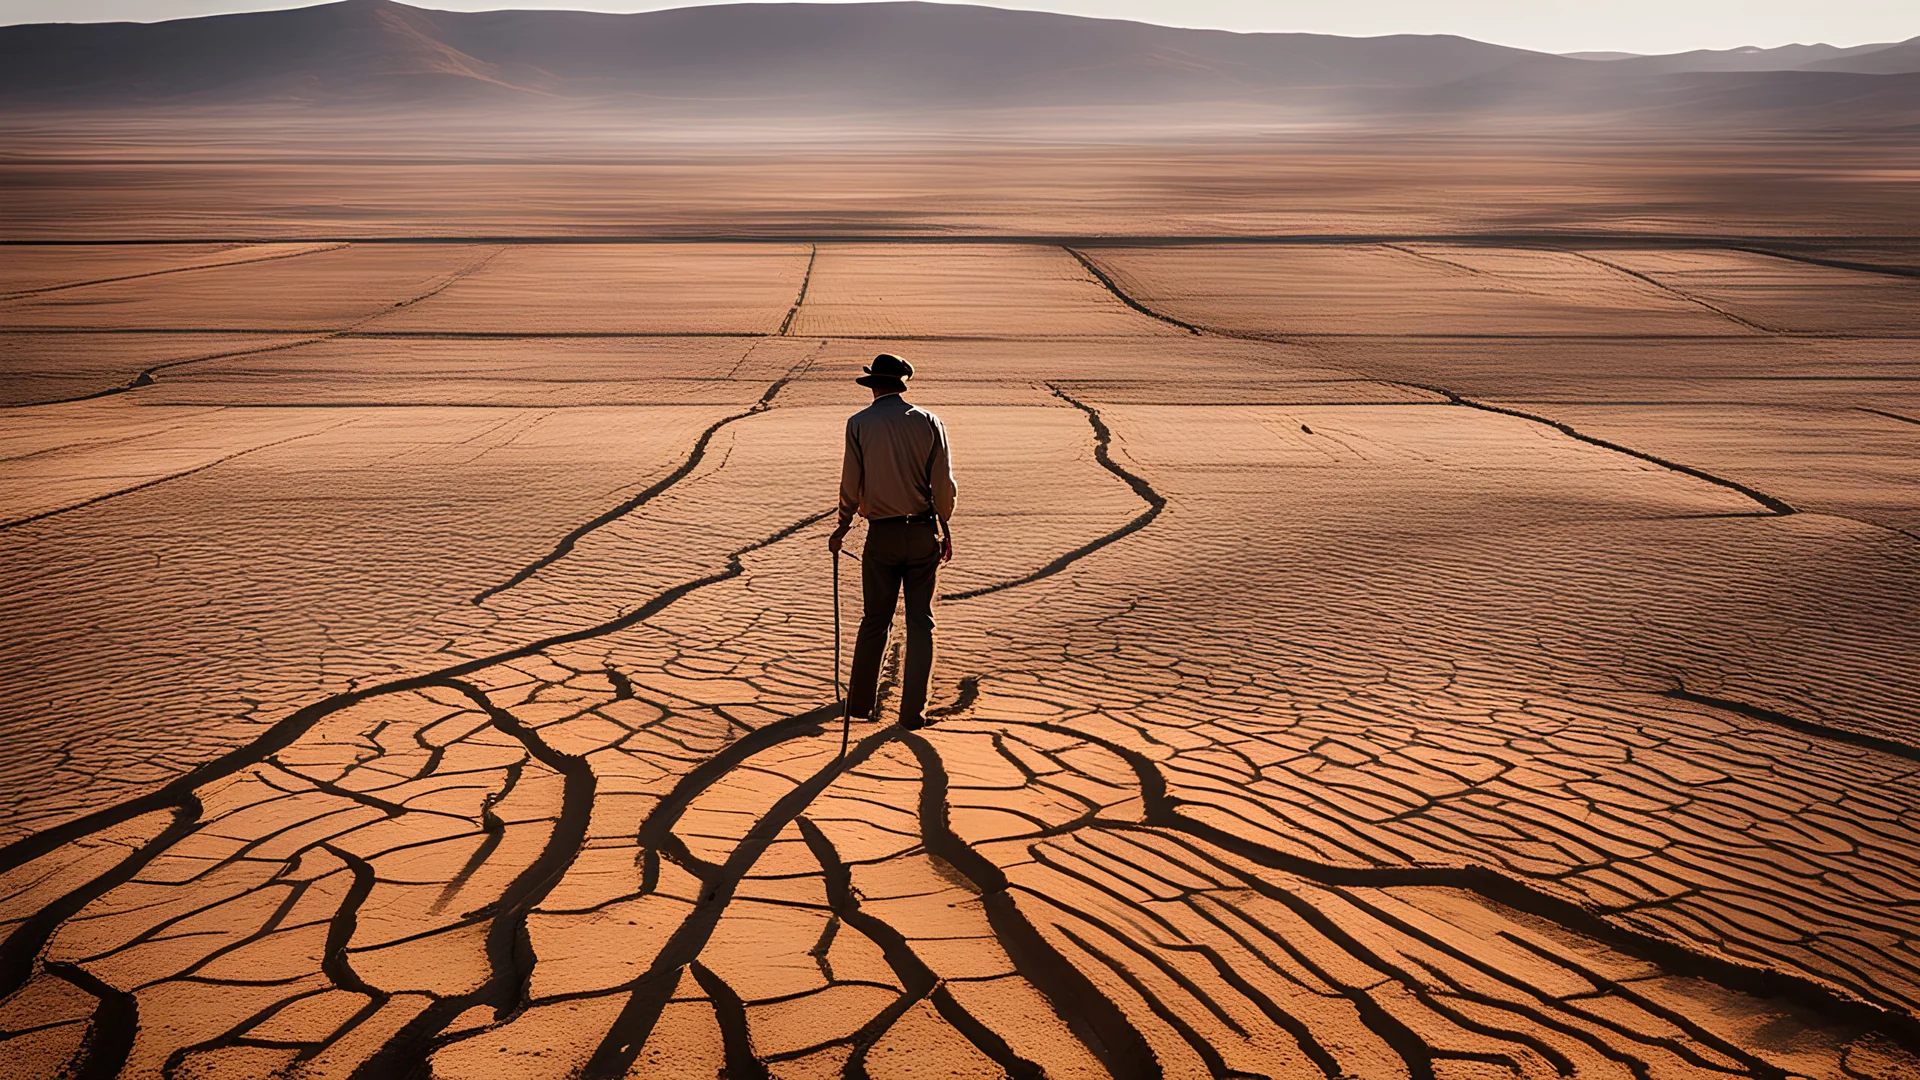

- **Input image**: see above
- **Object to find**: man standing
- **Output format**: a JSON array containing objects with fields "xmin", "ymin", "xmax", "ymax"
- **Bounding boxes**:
[{"xmin": 828, "ymin": 353, "xmax": 957, "ymax": 730}]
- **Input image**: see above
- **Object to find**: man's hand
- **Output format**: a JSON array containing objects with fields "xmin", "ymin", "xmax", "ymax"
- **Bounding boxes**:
[
  {"xmin": 939, "ymin": 522, "xmax": 954, "ymax": 564},
  {"xmin": 828, "ymin": 520, "xmax": 851, "ymax": 555}
]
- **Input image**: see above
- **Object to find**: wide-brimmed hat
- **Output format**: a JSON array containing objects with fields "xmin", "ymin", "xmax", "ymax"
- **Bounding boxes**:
[{"xmin": 856, "ymin": 353, "xmax": 914, "ymax": 389}]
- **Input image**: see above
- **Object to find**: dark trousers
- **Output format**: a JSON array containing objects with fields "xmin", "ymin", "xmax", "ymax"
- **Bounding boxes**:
[{"xmin": 846, "ymin": 519, "xmax": 940, "ymax": 722}]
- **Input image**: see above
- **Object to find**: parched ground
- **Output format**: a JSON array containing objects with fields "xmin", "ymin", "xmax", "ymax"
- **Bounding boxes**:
[{"xmin": 2, "ymin": 235, "xmax": 1919, "ymax": 1080}]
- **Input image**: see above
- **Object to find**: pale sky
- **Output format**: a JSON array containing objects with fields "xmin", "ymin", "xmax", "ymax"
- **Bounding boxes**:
[{"xmin": 0, "ymin": 0, "xmax": 1913, "ymax": 56}]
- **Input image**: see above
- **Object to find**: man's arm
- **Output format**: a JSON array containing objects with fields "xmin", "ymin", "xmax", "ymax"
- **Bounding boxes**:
[
  {"xmin": 930, "ymin": 418, "xmax": 957, "ymax": 562},
  {"xmin": 830, "ymin": 419, "xmax": 861, "ymax": 553}
]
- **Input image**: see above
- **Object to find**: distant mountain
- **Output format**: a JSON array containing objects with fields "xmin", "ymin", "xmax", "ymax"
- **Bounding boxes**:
[
  {"xmin": 1413, "ymin": 51, "xmax": 1920, "ymax": 123},
  {"xmin": 1562, "ymin": 51, "xmax": 1641, "ymax": 61},
  {"xmin": 0, "ymin": 0, "xmax": 1551, "ymax": 106},
  {"xmin": 1589, "ymin": 41, "xmax": 1899, "ymax": 74},
  {"xmin": 0, "ymin": 0, "xmax": 1913, "ymax": 128},
  {"xmin": 1804, "ymin": 37, "xmax": 1920, "ymax": 74}
]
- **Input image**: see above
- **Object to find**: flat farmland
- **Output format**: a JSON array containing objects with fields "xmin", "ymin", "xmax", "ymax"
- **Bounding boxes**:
[
  {"xmin": 1085, "ymin": 244, "xmax": 1751, "ymax": 337},
  {"xmin": 0, "ymin": 245, "xmax": 489, "ymax": 332},
  {"xmin": 786, "ymin": 244, "xmax": 1186, "ymax": 339},
  {"xmin": 365, "ymin": 244, "xmax": 816, "ymax": 335},
  {"xmin": 2, "ymin": 230, "xmax": 1919, "ymax": 1080},
  {"xmin": 1595, "ymin": 248, "xmax": 1920, "ymax": 334}
]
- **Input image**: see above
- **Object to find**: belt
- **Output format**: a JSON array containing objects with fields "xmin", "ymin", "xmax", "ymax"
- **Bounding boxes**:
[{"xmin": 870, "ymin": 513, "xmax": 939, "ymax": 526}]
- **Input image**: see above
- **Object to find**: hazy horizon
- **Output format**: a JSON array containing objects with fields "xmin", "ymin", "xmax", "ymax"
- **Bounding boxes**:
[{"xmin": 0, "ymin": 0, "xmax": 1914, "ymax": 56}]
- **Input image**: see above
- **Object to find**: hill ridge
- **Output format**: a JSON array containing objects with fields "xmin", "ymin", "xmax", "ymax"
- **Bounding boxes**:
[{"xmin": 0, "ymin": 0, "xmax": 1914, "ymax": 126}]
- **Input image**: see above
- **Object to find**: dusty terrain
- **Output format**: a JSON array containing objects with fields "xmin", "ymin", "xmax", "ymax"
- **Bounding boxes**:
[{"xmin": 3, "ymin": 122, "xmax": 1920, "ymax": 1080}]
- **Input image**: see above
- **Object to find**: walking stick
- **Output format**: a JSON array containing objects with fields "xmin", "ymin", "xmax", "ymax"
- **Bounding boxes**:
[{"xmin": 833, "ymin": 547, "xmax": 847, "ymax": 757}]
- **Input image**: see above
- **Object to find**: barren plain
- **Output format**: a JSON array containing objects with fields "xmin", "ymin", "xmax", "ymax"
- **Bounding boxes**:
[{"xmin": 2, "ymin": 129, "xmax": 1919, "ymax": 1080}]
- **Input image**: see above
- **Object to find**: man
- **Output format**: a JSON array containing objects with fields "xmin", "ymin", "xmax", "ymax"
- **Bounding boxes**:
[{"xmin": 828, "ymin": 353, "xmax": 957, "ymax": 730}]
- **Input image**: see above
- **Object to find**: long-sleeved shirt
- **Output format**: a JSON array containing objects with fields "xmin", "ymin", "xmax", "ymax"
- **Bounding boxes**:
[{"xmin": 838, "ymin": 394, "xmax": 957, "ymax": 523}]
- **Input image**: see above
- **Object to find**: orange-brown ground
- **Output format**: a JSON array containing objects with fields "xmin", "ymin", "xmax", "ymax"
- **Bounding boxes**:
[{"xmin": 2, "ymin": 129, "xmax": 1919, "ymax": 1079}]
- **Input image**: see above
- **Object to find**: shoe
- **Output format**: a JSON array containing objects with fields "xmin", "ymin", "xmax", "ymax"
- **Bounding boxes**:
[
  {"xmin": 899, "ymin": 714, "xmax": 928, "ymax": 731},
  {"xmin": 844, "ymin": 701, "xmax": 872, "ymax": 719}
]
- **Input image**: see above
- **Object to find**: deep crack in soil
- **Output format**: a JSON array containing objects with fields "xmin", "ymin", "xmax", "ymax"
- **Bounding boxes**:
[{"xmin": 6, "ymin": 238, "xmax": 1918, "ymax": 1079}]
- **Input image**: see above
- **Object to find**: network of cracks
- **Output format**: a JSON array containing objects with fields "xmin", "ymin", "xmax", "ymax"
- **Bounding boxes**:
[{"xmin": 2, "ymin": 237, "xmax": 1919, "ymax": 1079}]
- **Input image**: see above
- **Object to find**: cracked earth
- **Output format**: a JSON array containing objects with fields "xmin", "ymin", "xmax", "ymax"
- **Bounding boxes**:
[{"xmin": 2, "ymin": 237, "xmax": 1919, "ymax": 1079}]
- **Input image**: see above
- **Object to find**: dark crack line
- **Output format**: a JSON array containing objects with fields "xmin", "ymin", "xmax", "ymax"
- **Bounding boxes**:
[
  {"xmin": 316, "ymin": 844, "xmax": 384, "ymax": 1001},
  {"xmin": 1557, "ymin": 248, "xmax": 1781, "ymax": 334},
  {"xmin": 902, "ymin": 732, "xmax": 1163, "ymax": 1080},
  {"xmin": 468, "ymin": 405, "xmax": 760, "ymax": 595},
  {"xmin": 1732, "ymin": 246, "xmax": 1920, "ymax": 282},
  {"xmin": 0, "ymin": 417, "xmax": 213, "ymax": 466},
  {"xmin": 9, "ymin": 247, "xmax": 506, "ymax": 408},
  {"xmin": 796, "ymin": 815, "xmax": 1045, "ymax": 1079},
  {"xmin": 0, "ymin": 509, "xmax": 832, "ymax": 1014},
  {"xmin": 42, "ymin": 960, "xmax": 139, "ymax": 1080},
  {"xmin": 1327, "ymin": 885, "xmax": 1712, "ymax": 1077},
  {"xmin": 688, "ymin": 961, "xmax": 770, "ymax": 1080},
  {"xmin": 427, "ymin": 762, "xmax": 520, "ymax": 916},
  {"xmin": 578, "ymin": 722, "xmax": 902, "ymax": 1079},
  {"xmin": 1064, "ymin": 246, "xmax": 1203, "ymax": 335},
  {"xmin": 0, "ymin": 242, "xmax": 348, "ymax": 302},
  {"xmin": 159, "ymin": 876, "xmax": 313, "ymax": 987},
  {"xmin": 942, "ymin": 385, "xmax": 1167, "ymax": 602},
  {"xmin": 1666, "ymin": 686, "xmax": 1920, "ymax": 764},
  {"xmin": 471, "ymin": 349, "xmax": 816, "ymax": 605},
  {"xmin": 0, "ymin": 799, "xmax": 200, "ymax": 1002},
  {"xmin": 1379, "ymin": 242, "xmax": 1492, "ymax": 280},
  {"xmin": 777, "ymin": 244, "xmax": 817, "ymax": 336},
  {"xmin": 1001, "ymin": 718, "xmax": 1920, "ymax": 1055},
  {"xmin": 1050, "ymin": 923, "xmax": 1252, "ymax": 1080},
  {"xmin": 366, "ymin": 246, "xmax": 506, "ymax": 321},
  {"xmin": 270, "ymin": 758, "xmax": 445, "ymax": 820},
  {"xmin": 354, "ymin": 680, "xmax": 599, "ymax": 1078},
  {"xmin": 1860, "ymin": 406, "xmax": 1920, "ymax": 427},
  {"xmin": 1059, "ymin": 250, "xmax": 1817, "ymax": 526},
  {"xmin": 1037, "ymin": 839, "xmax": 1474, "ymax": 1080},
  {"xmin": 1389, "ymin": 380, "xmax": 1797, "ymax": 516},
  {"xmin": 635, "ymin": 704, "xmax": 839, "ymax": 879},
  {"xmin": 1495, "ymin": 929, "xmax": 1787, "ymax": 1078},
  {"xmin": 0, "ymin": 420, "xmax": 353, "ymax": 530},
  {"xmin": 1160, "ymin": 898, "xmax": 1346, "ymax": 1080},
  {"xmin": 157, "ymin": 987, "xmax": 332, "ymax": 1079},
  {"xmin": 7, "ymin": 333, "xmax": 341, "ymax": 407}
]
